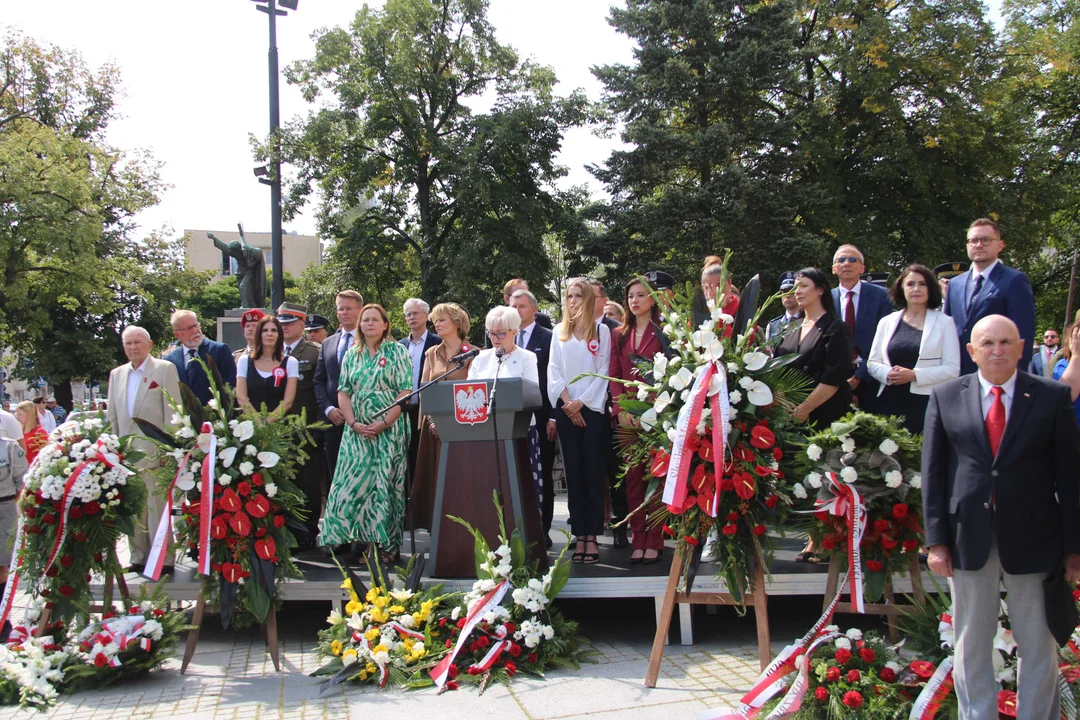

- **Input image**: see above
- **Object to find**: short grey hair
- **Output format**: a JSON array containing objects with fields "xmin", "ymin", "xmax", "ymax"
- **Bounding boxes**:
[
  {"xmin": 403, "ymin": 298, "xmax": 430, "ymax": 314},
  {"xmin": 702, "ymin": 264, "xmax": 724, "ymax": 280},
  {"xmin": 121, "ymin": 326, "xmax": 152, "ymax": 343},
  {"xmin": 486, "ymin": 306, "xmax": 522, "ymax": 334},
  {"xmin": 509, "ymin": 289, "xmax": 538, "ymax": 309},
  {"xmin": 169, "ymin": 309, "xmax": 197, "ymax": 328}
]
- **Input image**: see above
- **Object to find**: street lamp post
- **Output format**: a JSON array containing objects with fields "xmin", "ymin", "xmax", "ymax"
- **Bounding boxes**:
[{"xmin": 253, "ymin": 0, "xmax": 297, "ymax": 311}]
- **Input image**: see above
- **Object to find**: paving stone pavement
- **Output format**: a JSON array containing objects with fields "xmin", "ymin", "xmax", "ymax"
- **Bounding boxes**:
[{"xmin": 0, "ymin": 596, "xmax": 811, "ymax": 720}]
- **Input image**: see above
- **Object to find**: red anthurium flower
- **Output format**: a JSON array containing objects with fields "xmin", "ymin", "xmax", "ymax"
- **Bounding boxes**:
[
  {"xmin": 220, "ymin": 489, "xmax": 242, "ymax": 513},
  {"xmin": 245, "ymin": 495, "xmax": 270, "ymax": 519},
  {"xmin": 211, "ymin": 516, "xmax": 229, "ymax": 540},
  {"xmin": 735, "ymin": 472, "xmax": 756, "ymax": 500},
  {"xmin": 697, "ymin": 439, "xmax": 714, "ymax": 462},
  {"xmin": 909, "ymin": 660, "xmax": 936, "ymax": 680},
  {"xmin": 186, "ymin": 500, "xmax": 200, "ymax": 516},
  {"xmin": 733, "ymin": 444, "xmax": 755, "ymax": 463},
  {"xmin": 749, "ymin": 425, "xmax": 775, "ymax": 450},
  {"xmin": 229, "ymin": 512, "xmax": 252, "ymax": 537},
  {"xmin": 696, "ymin": 492, "xmax": 715, "ymax": 513},
  {"xmin": 221, "ymin": 562, "xmax": 244, "ymax": 584},
  {"xmin": 650, "ymin": 450, "xmax": 670, "ymax": 478},
  {"xmin": 681, "ymin": 494, "xmax": 698, "ymax": 513},
  {"xmin": 667, "ymin": 502, "xmax": 687, "ymax": 516},
  {"xmin": 255, "ymin": 537, "xmax": 277, "ymax": 561},
  {"xmin": 692, "ymin": 464, "xmax": 709, "ymax": 493},
  {"xmin": 998, "ymin": 690, "xmax": 1018, "ymax": 717},
  {"xmin": 754, "ymin": 465, "xmax": 773, "ymax": 477}
]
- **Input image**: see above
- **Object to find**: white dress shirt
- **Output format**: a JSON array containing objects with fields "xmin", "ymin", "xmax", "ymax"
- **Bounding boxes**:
[
  {"xmin": 547, "ymin": 323, "xmax": 611, "ymax": 413},
  {"xmin": 126, "ymin": 361, "xmax": 147, "ymax": 419},
  {"xmin": 967, "ymin": 259, "xmax": 1000, "ymax": 308},
  {"xmin": 977, "ymin": 369, "xmax": 1016, "ymax": 422},
  {"xmin": 518, "ymin": 321, "xmax": 535, "ymax": 350},
  {"xmin": 37, "ymin": 409, "xmax": 56, "ymax": 433},
  {"xmin": 405, "ymin": 331, "xmax": 429, "ymax": 404}
]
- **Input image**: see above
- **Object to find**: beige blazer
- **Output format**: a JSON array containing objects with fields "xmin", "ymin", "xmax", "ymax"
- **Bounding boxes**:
[{"xmin": 107, "ymin": 356, "xmax": 182, "ymax": 468}]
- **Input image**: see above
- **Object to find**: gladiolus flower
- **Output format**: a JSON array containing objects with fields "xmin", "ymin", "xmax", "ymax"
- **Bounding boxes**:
[
  {"xmin": 685, "ymin": 535, "xmax": 701, "ymax": 546},
  {"xmin": 722, "ymin": 524, "xmax": 738, "ymax": 536},
  {"xmin": 765, "ymin": 494, "xmax": 778, "ymax": 509}
]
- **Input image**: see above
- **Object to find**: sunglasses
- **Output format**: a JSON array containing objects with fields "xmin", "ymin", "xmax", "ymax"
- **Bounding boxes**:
[{"xmin": 834, "ymin": 257, "xmax": 862, "ymax": 264}]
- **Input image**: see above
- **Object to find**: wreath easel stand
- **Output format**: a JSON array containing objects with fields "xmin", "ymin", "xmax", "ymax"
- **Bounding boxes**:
[
  {"xmin": 180, "ymin": 578, "xmax": 280, "ymax": 674},
  {"xmin": 33, "ymin": 547, "xmax": 133, "ymax": 638},
  {"xmin": 821, "ymin": 553, "xmax": 924, "ymax": 643},
  {"xmin": 645, "ymin": 541, "xmax": 772, "ymax": 687}
]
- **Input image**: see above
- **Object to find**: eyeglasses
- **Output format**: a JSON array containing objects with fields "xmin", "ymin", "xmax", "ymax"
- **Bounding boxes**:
[
  {"xmin": 487, "ymin": 331, "xmax": 509, "ymax": 340},
  {"xmin": 834, "ymin": 257, "xmax": 862, "ymax": 264},
  {"xmin": 1045, "ymin": 334, "xmax": 1059, "ymax": 339},
  {"xmin": 966, "ymin": 237, "xmax": 998, "ymax": 246},
  {"xmin": 174, "ymin": 323, "xmax": 200, "ymax": 334}
]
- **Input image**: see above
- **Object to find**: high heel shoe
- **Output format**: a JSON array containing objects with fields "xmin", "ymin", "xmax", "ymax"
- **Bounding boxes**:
[
  {"xmin": 643, "ymin": 549, "xmax": 664, "ymax": 565},
  {"xmin": 630, "ymin": 551, "xmax": 645, "ymax": 565}
]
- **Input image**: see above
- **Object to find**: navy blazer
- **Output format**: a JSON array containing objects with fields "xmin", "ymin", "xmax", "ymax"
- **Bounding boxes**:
[
  {"xmin": 523, "ymin": 323, "xmax": 554, "ymax": 424},
  {"xmin": 922, "ymin": 371, "xmax": 1080, "ymax": 574},
  {"xmin": 944, "ymin": 263, "xmax": 1036, "ymax": 375},
  {"xmin": 314, "ymin": 329, "xmax": 350, "ymax": 414},
  {"xmin": 164, "ymin": 338, "xmax": 237, "ymax": 405},
  {"xmin": 832, "ymin": 281, "xmax": 893, "ymax": 381},
  {"xmin": 399, "ymin": 331, "xmax": 442, "ymax": 393}
]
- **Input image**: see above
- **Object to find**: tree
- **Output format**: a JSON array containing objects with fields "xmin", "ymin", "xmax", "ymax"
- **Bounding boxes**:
[{"xmin": 276, "ymin": 0, "xmax": 590, "ymax": 318}]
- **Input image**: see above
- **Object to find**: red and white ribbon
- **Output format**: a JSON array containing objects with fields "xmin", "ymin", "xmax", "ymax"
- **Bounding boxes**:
[
  {"xmin": 144, "ymin": 447, "xmax": 197, "ymax": 581},
  {"xmin": 908, "ymin": 657, "xmax": 953, "ymax": 720},
  {"xmin": 1061, "ymin": 668, "xmax": 1077, "ymax": 720},
  {"xmin": 197, "ymin": 424, "xmax": 217, "ymax": 576},
  {"xmin": 663, "ymin": 363, "xmax": 717, "ymax": 510},
  {"xmin": 470, "ymin": 639, "xmax": 512, "ymax": 674},
  {"xmin": 0, "ymin": 520, "xmax": 27, "ymax": 631},
  {"xmin": 762, "ymin": 632, "xmax": 842, "ymax": 719},
  {"xmin": 807, "ymin": 472, "xmax": 866, "ymax": 613},
  {"xmin": 698, "ymin": 574, "xmax": 849, "ymax": 720},
  {"xmin": 430, "ymin": 580, "xmax": 509, "ymax": 687},
  {"xmin": 385, "ymin": 620, "xmax": 425, "ymax": 640},
  {"xmin": 707, "ymin": 368, "xmax": 730, "ymax": 516}
]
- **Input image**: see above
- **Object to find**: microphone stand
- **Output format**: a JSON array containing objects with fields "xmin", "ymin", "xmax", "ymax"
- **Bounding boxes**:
[
  {"xmin": 369, "ymin": 358, "xmax": 469, "ymax": 558},
  {"xmin": 489, "ymin": 349, "xmax": 506, "ymax": 522}
]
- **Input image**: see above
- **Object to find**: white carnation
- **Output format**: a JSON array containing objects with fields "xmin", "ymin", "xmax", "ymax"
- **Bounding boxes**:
[
  {"xmin": 840, "ymin": 436, "xmax": 856, "ymax": 453},
  {"xmin": 806, "ymin": 444, "xmax": 823, "ymax": 461},
  {"xmin": 805, "ymin": 472, "xmax": 823, "ymax": 489},
  {"xmin": 879, "ymin": 438, "xmax": 899, "ymax": 455},
  {"xmin": 884, "ymin": 470, "xmax": 903, "ymax": 488},
  {"xmin": 264, "ymin": 483, "xmax": 278, "ymax": 498},
  {"xmin": 238, "ymin": 461, "xmax": 255, "ymax": 476},
  {"xmin": 834, "ymin": 637, "xmax": 852, "ymax": 650},
  {"xmin": 840, "ymin": 466, "xmax": 859, "ymax": 484},
  {"xmin": 792, "ymin": 483, "xmax": 807, "ymax": 499}
]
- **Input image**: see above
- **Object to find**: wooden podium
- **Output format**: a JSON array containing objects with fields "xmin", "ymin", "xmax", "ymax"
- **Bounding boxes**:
[{"xmin": 425, "ymin": 377, "xmax": 547, "ymax": 578}]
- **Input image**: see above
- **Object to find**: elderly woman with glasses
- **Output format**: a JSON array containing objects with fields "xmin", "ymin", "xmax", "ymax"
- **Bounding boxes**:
[{"xmin": 468, "ymin": 306, "xmax": 539, "ymax": 385}]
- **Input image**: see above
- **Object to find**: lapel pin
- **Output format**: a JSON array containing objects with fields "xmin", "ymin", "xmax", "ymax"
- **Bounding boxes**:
[{"xmin": 1023, "ymin": 393, "xmax": 1030, "ymax": 398}]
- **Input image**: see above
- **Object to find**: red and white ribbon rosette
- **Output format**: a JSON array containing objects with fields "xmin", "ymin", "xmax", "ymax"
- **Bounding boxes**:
[
  {"xmin": 429, "ymin": 579, "xmax": 509, "ymax": 687},
  {"xmin": 800, "ymin": 471, "xmax": 867, "ymax": 613},
  {"xmin": 663, "ymin": 361, "xmax": 729, "ymax": 516}
]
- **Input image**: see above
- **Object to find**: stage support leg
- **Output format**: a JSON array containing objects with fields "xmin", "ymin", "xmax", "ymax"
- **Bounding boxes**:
[
  {"xmin": 180, "ymin": 589, "xmax": 207, "ymax": 675},
  {"xmin": 265, "ymin": 603, "xmax": 281, "ymax": 671},
  {"xmin": 645, "ymin": 548, "xmax": 684, "ymax": 688},
  {"xmin": 679, "ymin": 604, "xmax": 693, "ymax": 646}
]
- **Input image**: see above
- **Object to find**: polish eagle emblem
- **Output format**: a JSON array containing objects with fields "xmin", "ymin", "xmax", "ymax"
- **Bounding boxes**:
[{"xmin": 453, "ymin": 382, "xmax": 489, "ymax": 425}]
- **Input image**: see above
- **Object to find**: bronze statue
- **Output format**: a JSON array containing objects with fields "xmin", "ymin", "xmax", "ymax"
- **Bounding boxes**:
[{"xmin": 209, "ymin": 224, "xmax": 266, "ymax": 309}]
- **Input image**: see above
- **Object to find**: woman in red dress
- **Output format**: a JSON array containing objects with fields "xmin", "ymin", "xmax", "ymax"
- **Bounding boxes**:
[
  {"xmin": 609, "ymin": 277, "xmax": 670, "ymax": 565},
  {"xmin": 14, "ymin": 401, "xmax": 48, "ymax": 465}
]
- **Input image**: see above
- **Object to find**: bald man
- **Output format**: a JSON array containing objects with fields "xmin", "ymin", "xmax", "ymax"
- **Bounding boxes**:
[{"xmin": 923, "ymin": 315, "xmax": 1080, "ymax": 719}]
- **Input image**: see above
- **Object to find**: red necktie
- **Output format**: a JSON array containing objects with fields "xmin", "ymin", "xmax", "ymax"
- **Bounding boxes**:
[
  {"xmin": 845, "ymin": 291, "xmax": 857, "ymax": 359},
  {"xmin": 986, "ymin": 386, "xmax": 1005, "ymax": 456}
]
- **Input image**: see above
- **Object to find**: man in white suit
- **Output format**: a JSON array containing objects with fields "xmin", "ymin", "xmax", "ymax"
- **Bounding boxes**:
[{"xmin": 107, "ymin": 326, "xmax": 182, "ymax": 574}]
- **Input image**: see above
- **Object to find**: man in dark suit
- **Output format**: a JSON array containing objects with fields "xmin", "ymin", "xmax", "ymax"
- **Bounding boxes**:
[
  {"xmin": 278, "ymin": 302, "xmax": 327, "ymax": 548},
  {"xmin": 831, "ymin": 245, "xmax": 893, "ymax": 411},
  {"xmin": 164, "ymin": 309, "xmax": 237, "ymax": 405},
  {"xmin": 400, "ymin": 298, "xmax": 441, "ymax": 489},
  {"xmin": 945, "ymin": 218, "xmax": 1036, "ymax": 376},
  {"xmin": 503, "ymin": 278, "xmax": 553, "ymax": 329},
  {"xmin": 1030, "ymin": 328, "xmax": 1059, "ymax": 378},
  {"xmin": 313, "ymin": 290, "xmax": 363, "ymax": 484},
  {"xmin": 510, "ymin": 289, "xmax": 556, "ymax": 547},
  {"xmin": 923, "ymin": 314, "xmax": 1080, "ymax": 719}
]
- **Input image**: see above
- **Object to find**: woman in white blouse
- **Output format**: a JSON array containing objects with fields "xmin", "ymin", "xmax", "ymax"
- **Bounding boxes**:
[
  {"xmin": 235, "ymin": 315, "xmax": 299, "ymax": 420},
  {"xmin": 468, "ymin": 306, "xmax": 539, "ymax": 385},
  {"xmin": 548, "ymin": 278, "xmax": 611, "ymax": 564},
  {"xmin": 867, "ymin": 264, "xmax": 960, "ymax": 434}
]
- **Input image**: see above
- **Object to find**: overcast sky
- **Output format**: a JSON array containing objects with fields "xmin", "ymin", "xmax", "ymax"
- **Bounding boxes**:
[{"xmin": 4, "ymin": 1, "xmax": 635, "ymax": 239}]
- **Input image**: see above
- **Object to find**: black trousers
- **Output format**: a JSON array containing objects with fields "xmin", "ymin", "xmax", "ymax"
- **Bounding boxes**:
[
  {"xmin": 293, "ymin": 429, "xmax": 327, "ymax": 541},
  {"xmin": 324, "ymin": 424, "xmax": 344, "ymax": 484},
  {"xmin": 537, "ymin": 411, "xmax": 556, "ymax": 532},
  {"xmin": 555, "ymin": 402, "xmax": 608, "ymax": 537},
  {"xmin": 405, "ymin": 404, "xmax": 421, "ymax": 485},
  {"xmin": 605, "ymin": 412, "xmax": 628, "ymax": 524}
]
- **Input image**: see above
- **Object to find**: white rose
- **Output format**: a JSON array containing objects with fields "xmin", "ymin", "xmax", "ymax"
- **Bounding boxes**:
[
  {"xmin": 742, "ymin": 351, "xmax": 768, "ymax": 372},
  {"xmin": 884, "ymin": 470, "xmax": 903, "ymax": 488},
  {"xmin": 879, "ymin": 438, "xmax": 899, "ymax": 455},
  {"xmin": 792, "ymin": 483, "xmax": 807, "ymax": 499},
  {"xmin": 840, "ymin": 436, "xmax": 856, "ymax": 453},
  {"xmin": 238, "ymin": 461, "xmax": 255, "ymax": 477},
  {"xmin": 805, "ymin": 472, "xmax": 823, "ymax": 489},
  {"xmin": 806, "ymin": 444, "xmax": 823, "ymax": 461},
  {"xmin": 840, "ymin": 466, "xmax": 858, "ymax": 484}
]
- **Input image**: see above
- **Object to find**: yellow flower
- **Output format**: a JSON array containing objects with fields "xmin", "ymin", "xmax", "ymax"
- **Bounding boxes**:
[
  {"xmin": 348, "ymin": 591, "xmax": 360, "ymax": 604},
  {"xmin": 344, "ymin": 600, "xmax": 363, "ymax": 616},
  {"xmin": 359, "ymin": 671, "xmax": 368, "ymax": 681},
  {"xmin": 365, "ymin": 587, "xmax": 381, "ymax": 603},
  {"xmin": 364, "ymin": 627, "xmax": 379, "ymax": 642},
  {"xmin": 366, "ymin": 663, "xmax": 377, "ymax": 674},
  {"xmin": 411, "ymin": 646, "xmax": 426, "ymax": 660},
  {"xmin": 342, "ymin": 649, "xmax": 358, "ymax": 664},
  {"xmin": 341, "ymin": 578, "xmax": 353, "ymax": 591},
  {"xmin": 389, "ymin": 605, "xmax": 405, "ymax": 615},
  {"xmin": 412, "ymin": 612, "xmax": 423, "ymax": 626},
  {"xmin": 369, "ymin": 607, "xmax": 389, "ymax": 623},
  {"xmin": 403, "ymin": 639, "xmax": 415, "ymax": 651},
  {"xmin": 330, "ymin": 639, "xmax": 343, "ymax": 656},
  {"xmin": 373, "ymin": 596, "xmax": 389, "ymax": 608},
  {"xmin": 372, "ymin": 644, "xmax": 388, "ymax": 655}
]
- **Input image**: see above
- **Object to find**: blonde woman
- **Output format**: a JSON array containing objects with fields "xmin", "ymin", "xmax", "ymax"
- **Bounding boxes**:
[
  {"xmin": 14, "ymin": 401, "xmax": 48, "ymax": 466},
  {"xmin": 548, "ymin": 279, "xmax": 611, "ymax": 564}
]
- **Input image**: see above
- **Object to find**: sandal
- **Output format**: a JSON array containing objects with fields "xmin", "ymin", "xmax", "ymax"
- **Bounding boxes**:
[
  {"xmin": 795, "ymin": 551, "xmax": 816, "ymax": 563},
  {"xmin": 379, "ymin": 548, "xmax": 400, "ymax": 565},
  {"xmin": 571, "ymin": 538, "xmax": 585, "ymax": 564},
  {"xmin": 582, "ymin": 538, "xmax": 600, "ymax": 565}
]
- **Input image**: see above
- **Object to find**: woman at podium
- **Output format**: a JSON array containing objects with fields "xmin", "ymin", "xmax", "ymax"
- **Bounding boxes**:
[
  {"xmin": 548, "ymin": 279, "xmax": 612, "ymax": 565},
  {"xmin": 411, "ymin": 303, "xmax": 474, "ymax": 530},
  {"xmin": 469, "ymin": 307, "xmax": 540, "ymax": 385},
  {"xmin": 319, "ymin": 304, "xmax": 413, "ymax": 565}
]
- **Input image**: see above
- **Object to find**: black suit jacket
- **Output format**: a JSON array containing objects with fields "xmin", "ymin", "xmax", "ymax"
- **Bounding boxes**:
[
  {"xmin": 535, "ymin": 311, "xmax": 553, "ymax": 330},
  {"xmin": 164, "ymin": 338, "xmax": 237, "ymax": 405},
  {"xmin": 314, "ymin": 329, "xmax": 350, "ymax": 414},
  {"xmin": 922, "ymin": 370, "xmax": 1080, "ymax": 574},
  {"xmin": 399, "ymin": 332, "xmax": 442, "ymax": 394},
  {"xmin": 523, "ymin": 323, "xmax": 554, "ymax": 424}
]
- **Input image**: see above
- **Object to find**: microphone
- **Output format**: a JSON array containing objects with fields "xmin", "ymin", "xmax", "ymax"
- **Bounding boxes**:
[
  {"xmin": 451, "ymin": 347, "xmax": 480, "ymax": 363},
  {"xmin": 495, "ymin": 348, "xmax": 505, "ymax": 359}
]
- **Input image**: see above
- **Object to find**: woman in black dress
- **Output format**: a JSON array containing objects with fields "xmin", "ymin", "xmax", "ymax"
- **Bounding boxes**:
[
  {"xmin": 776, "ymin": 268, "xmax": 854, "ymax": 428},
  {"xmin": 866, "ymin": 264, "xmax": 960, "ymax": 434},
  {"xmin": 235, "ymin": 315, "xmax": 299, "ymax": 419}
]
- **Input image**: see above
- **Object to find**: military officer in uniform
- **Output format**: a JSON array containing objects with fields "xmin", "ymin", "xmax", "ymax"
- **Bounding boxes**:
[{"xmin": 766, "ymin": 271, "xmax": 801, "ymax": 344}]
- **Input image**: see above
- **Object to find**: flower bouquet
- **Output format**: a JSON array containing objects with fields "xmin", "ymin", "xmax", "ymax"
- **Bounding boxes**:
[
  {"xmin": 143, "ymin": 361, "xmax": 317, "ymax": 629},
  {"xmin": 0, "ymin": 582, "xmax": 189, "ymax": 710},
  {"xmin": 1, "ymin": 417, "xmax": 146, "ymax": 626},
  {"xmin": 792, "ymin": 411, "xmax": 923, "ymax": 607},
  {"xmin": 585, "ymin": 257, "xmax": 811, "ymax": 601},
  {"xmin": 420, "ymin": 492, "xmax": 590, "ymax": 692},
  {"xmin": 311, "ymin": 555, "xmax": 455, "ymax": 690}
]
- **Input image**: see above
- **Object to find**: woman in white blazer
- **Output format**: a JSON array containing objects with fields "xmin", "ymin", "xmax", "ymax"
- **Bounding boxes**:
[{"xmin": 867, "ymin": 264, "xmax": 960, "ymax": 434}]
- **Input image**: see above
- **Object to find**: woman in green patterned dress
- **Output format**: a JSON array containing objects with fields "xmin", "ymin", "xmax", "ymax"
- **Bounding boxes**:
[{"xmin": 319, "ymin": 304, "xmax": 413, "ymax": 563}]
